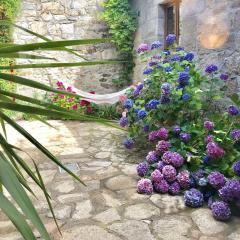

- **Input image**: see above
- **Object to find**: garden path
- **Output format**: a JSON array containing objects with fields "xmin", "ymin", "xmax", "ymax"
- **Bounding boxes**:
[{"xmin": 0, "ymin": 121, "xmax": 240, "ymax": 240}]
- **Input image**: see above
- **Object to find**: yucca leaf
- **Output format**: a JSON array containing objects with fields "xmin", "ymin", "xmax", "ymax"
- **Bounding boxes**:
[
  {"xmin": 0, "ymin": 53, "xmax": 56, "ymax": 60},
  {"xmin": 0, "ymin": 38, "xmax": 110, "ymax": 54},
  {"xmin": 0, "ymin": 20, "xmax": 87, "ymax": 60},
  {"xmin": 0, "ymin": 112, "xmax": 86, "ymax": 186},
  {"xmin": 0, "ymin": 72, "xmax": 88, "ymax": 98},
  {"xmin": 33, "ymin": 161, "xmax": 61, "ymax": 235},
  {"xmin": 0, "ymin": 153, "xmax": 51, "ymax": 240},
  {"xmin": 0, "ymin": 60, "xmax": 121, "ymax": 69},
  {"xmin": 0, "ymin": 192, "xmax": 36, "ymax": 240},
  {"xmin": 0, "ymin": 117, "xmax": 7, "ymax": 139}
]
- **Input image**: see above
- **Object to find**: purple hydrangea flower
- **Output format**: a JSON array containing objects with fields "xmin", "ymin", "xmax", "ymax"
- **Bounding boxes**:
[
  {"xmin": 161, "ymin": 83, "xmax": 171, "ymax": 95},
  {"xmin": 177, "ymin": 170, "xmax": 190, "ymax": 188},
  {"xmin": 151, "ymin": 169, "xmax": 164, "ymax": 183},
  {"xmin": 149, "ymin": 61, "xmax": 158, "ymax": 67},
  {"xmin": 180, "ymin": 132, "xmax": 191, "ymax": 142},
  {"xmin": 137, "ymin": 179, "xmax": 153, "ymax": 194},
  {"xmin": 225, "ymin": 179, "xmax": 240, "ymax": 199},
  {"xmin": 233, "ymin": 160, "xmax": 240, "ymax": 176},
  {"xmin": 162, "ymin": 151, "xmax": 172, "ymax": 164},
  {"xmin": 220, "ymin": 73, "xmax": 229, "ymax": 81},
  {"xmin": 123, "ymin": 99, "xmax": 133, "ymax": 109},
  {"xmin": 143, "ymin": 124, "xmax": 150, "ymax": 133},
  {"xmin": 137, "ymin": 43, "xmax": 149, "ymax": 53},
  {"xmin": 146, "ymin": 151, "xmax": 158, "ymax": 164},
  {"xmin": 169, "ymin": 182, "xmax": 180, "ymax": 195},
  {"xmin": 208, "ymin": 196, "xmax": 214, "ymax": 209},
  {"xmin": 133, "ymin": 89, "xmax": 140, "ymax": 97},
  {"xmin": 123, "ymin": 138, "xmax": 134, "ymax": 149},
  {"xmin": 178, "ymin": 72, "xmax": 190, "ymax": 87},
  {"xmin": 230, "ymin": 129, "xmax": 240, "ymax": 141},
  {"xmin": 149, "ymin": 131, "xmax": 158, "ymax": 141},
  {"xmin": 173, "ymin": 125, "xmax": 181, "ymax": 135},
  {"xmin": 184, "ymin": 188, "xmax": 204, "ymax": 208},
  {"xmin": 205, "ymin": 64, "xmax": 218, "ymax": 74},
  {"xmin": 136, "ymin": 83, "xmax": 144, "ymax": 91},
  {"xmin": 119, "ymin": 116, "xmax": 128, "ymax": 127},
  {"xmin": 151, "ymin": 40, "xmax": 162, "ymax": 49},
  {"xmin": 218, "ymin": 186, "xmax": 233, "ymax": 202},
  {"xmin": 138, "ymin": 110, "xmax": 147, "ymax": 119},
  {"xmin": 208, "ymin": 171, "xmax": 225, "ymax": 189},
  {"xmin": 182, "ymin": 93, "xmax": 191, "ymax": 101},
  {"xmin": 228, "ymin": 105, "xmax": 239, "ymax": 116},
  {"xmin": 166, "ymin": 34, "xmax": 177, "ymax": 45},
  {"xmin": 206, "ymin": 142, "xmax": 225, "ymax": 159},
  {"xmin": 171, "ymin": 152, "xmax": 184, "ymax": 168},
  {"xmin": 156, "ymin": 128, "xmax": 168, "ymax": 140},
  {"xmin": 184, "ymin": 52, "xmax": 194, "ymax": 61},
  {"xmin": 204, "ymin": 121, "xmax": 214, "ymax": 131},
  {"xmin": 162, "ymin": 165, "xmax": 177, "ymax": 182},
  {"xmin": 157, "ymin": 161, "xmax": 167, "ymax": 171},
  {"xmin": 143, "ymin": 68, "xmax": 153, "ymax": 75},
  {"xmin": 211, "ymin": 201, "xmax": 231, "ymax": 221},
  {"xmin": 154, "ymin": 179, "xmax": 169, "ymax": 193},
  {"xmin": 156, "ymin": 140, "xmax": 170, "ymax": 153},
  {"xmin": 160, "ymin": 95, "xmax": 171, "ymax": 104},
  {"xmin": 137, "ymin": 162, "xmax": 148, "ymax": 177},
  {"xmin": 205, "ymin": 135, "xmax": 214, "ymax": 144},
  {"xmin": 195, "ymin": 169, "xmax": 204, "ymax": 179}
]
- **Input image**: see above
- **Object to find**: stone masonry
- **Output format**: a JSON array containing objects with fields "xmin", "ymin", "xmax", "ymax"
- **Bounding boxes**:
[
  {"xmin": 13, "ymin": 0, "xmax": 122, "ymax": 97},
  {"xmin": 0, "ymin": 120, "xmax": 240, "ymax": 240},
  {"xmin": 130, "ymin": 0, "xmax": 240, "ymax": 95}
]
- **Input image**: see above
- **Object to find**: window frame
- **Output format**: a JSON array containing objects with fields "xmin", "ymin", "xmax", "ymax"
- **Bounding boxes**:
[{"xmin": 163, "ymin": 0, "xmax": 180, "ymax": 46}]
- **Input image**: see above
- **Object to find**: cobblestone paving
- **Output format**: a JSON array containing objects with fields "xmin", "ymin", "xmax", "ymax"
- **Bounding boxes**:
[{"xmin": 0, "ymin": 121, "xmax": 239, "ymax": 240}]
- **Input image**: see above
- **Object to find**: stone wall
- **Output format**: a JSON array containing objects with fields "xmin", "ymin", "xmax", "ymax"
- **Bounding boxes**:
[
  {"xmin": 13, "ymin": 0, "xmax": 122, "ymax": 97},
  {"xmin": 130, "ymin": 0, "xmax": 240, "ymax": 95}
]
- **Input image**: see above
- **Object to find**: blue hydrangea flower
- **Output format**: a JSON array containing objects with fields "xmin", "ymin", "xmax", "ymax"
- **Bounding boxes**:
[
  {"xmin": 233, "ymin": 160, "xmax": 240, "ymax": 176},
  {"xmin": 176, "ymin": 46, "xmax": 184, "ymax": 51},
  {"xmin": 178, "ymin": 72, "xmax": 190, "ymax": 86},
  {"xmin": 184, "ymin": 188, "xmax": 204, "ymax": 208},
  {"xmin": 198, "ymin": 177, "xmax": 208, "ymax": 186},
  {"xmin": 163, "ymin": 50, "xmax": 170, "ymax": 56},
  {"xmin": 157, "ymin": 64, "xmax": 163, "ymax": 69},
  {"xmin": 184, "ymin": 52, "xmax": 194, "ymax": 61},
  {"xmin": 228, "ymin": 105, "xmax": 239, "ymax": 116},
  {"xmin": 146, "ymin": 99, "xmax": 160, "ymax": 110},
  {"xmin": 165, "ymin": 66, "xmax": 172, "ymax": 72},
  {"xmin": 123, "ymin": 138, "xmax": 134, "ymax": 149},
  {"xmin": 151, "ymin": 40, "xmax": 162, "ymax": 49},
  {"xmin": 182, "ymin": 93, "xmax": 191, "ymax": 101},
  {"xmin": 166, "ymin": 34, "xmax": 177, "ymax": 45},
  {"xmin": 203, "ymin": 155, "xmax": 210, "ymax": 164},
  {"xmin": 173, "ymin": 125, "xmax": 181, "ymax": 135},
  {"xmin": 124, "ymin": 99, "xmax": 133, "ymax": 109},
  {"xmin": 161, "ymin": 83, "xmax": 171, "ymax": 95},
  {"xmin": 171, "ymin": 55, "xmax": 181, "ymax": 61},
  {"xmin": 134, "ymin": 108, "xmax": 141, "ymax": 113},
  {"xmin": 143, "ymin": 68, "xmax": 153, "ymax": 75},
  {"xmin": 149, "ymin": 61, "xmax": 158, "ymax": 67},
  {"xmin": 205, "ymin": 64, "xmax": 218, "ymax": 74},
  {"xmin": 138, "ymin": 110, "xmax": 147, "ymax": 119},
  {"xmin": 160, "ymin": 95, "xmax": 171, "ymax": 104},
  {"xmin": 220, "ymin": 73, "xmax": 229, "ymax": 81},
  {"xmin": 143, "ymin": 124, "xmax": 150, "ymax": 133}
]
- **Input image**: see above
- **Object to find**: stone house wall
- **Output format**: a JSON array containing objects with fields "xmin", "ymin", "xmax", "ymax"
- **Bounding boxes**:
[
  {"xmin": 13, "ymin": 0, "xmax": 122, "ymax": 97},
  {"xmin": 130, "ymin": 0, "xmax": 240, "ymax": 95}
]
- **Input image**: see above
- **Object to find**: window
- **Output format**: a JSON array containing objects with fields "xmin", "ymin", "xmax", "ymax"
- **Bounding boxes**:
[{"xmin": 162, "ymin": 0, "xmax": 180, "ymax": 44}]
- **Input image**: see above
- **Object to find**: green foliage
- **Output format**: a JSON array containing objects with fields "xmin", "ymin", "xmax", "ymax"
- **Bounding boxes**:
[
  {"xmin": 101, "ymin": 0, "xmax": 137, "ymax": 88},
  {"xmin": 0, "ymin": 21, "xmax": 121, "ymax": 239}
]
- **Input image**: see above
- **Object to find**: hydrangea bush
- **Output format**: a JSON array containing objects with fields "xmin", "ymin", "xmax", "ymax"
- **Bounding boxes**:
[{"xmin": 120, "ymin": 34, "xmax": 240, "ymax": 221}]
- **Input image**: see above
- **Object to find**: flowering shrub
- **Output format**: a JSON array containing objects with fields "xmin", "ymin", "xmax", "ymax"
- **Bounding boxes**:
[{"xmin": 120, "ymin": 34, "xmax": 240, "ymax": 221}]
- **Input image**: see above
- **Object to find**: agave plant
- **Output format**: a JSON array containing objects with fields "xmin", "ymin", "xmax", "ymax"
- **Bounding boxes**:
[{"xmin": 0, "ymin": 20, "xmax": 122, "ymax": 239}]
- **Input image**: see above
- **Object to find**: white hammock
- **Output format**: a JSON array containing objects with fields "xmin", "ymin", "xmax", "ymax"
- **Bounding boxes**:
[{"xmin": 62, "ymin": 81, "xmax": 133, "ymax": 104}]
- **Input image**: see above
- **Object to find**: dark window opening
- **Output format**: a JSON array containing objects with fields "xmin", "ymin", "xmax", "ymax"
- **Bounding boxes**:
[{"xmin": 162, "ymin": 1, "xmax": 180, "ymax": 45}]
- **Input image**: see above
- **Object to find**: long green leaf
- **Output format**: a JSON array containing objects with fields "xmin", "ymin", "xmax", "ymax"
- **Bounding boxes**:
[
  {"xmin": 0, "ymin": 192, "xmax": 36, "ymax": 240},
  {"xmin": 0, "ymin": 112, "xmax": 86, "ymax": 185},
  {"xmin": 0, "ymin": 117, "xmax": 7, "ymax": 139},
  {"xmin": 0, "ymin": 38, "xmax": 110, "ymax": 54},
  {"xmin": 33, "ymin": 161, "xmax": 61, "ymax": 235},
  {"xmin": 0, "ymin": 60, "xmax": 121, "ymax": 69},
  {"xmin": 0, "ymin": 53, "xmax": 56, "ymax": 60},
  {"xmin": 0, "ymin": 153, "xmax": 51, "ymax": 240}
]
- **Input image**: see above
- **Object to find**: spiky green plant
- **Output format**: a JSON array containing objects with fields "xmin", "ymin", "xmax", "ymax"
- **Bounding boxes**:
[{"xmin": 0, "ymin": 20, "xmax": 122, "ymax": 240}]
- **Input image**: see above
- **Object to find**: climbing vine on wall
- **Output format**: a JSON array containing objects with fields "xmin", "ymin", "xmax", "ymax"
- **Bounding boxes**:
[{"xmin": 101, "ymin": 0, "xmax": 137, "ymax": 88}]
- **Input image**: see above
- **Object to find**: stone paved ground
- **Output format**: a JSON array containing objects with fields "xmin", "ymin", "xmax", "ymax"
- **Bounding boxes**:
[{"xmin": 0, "ymin": 120, "xmax": 240, "ymax": 240}]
